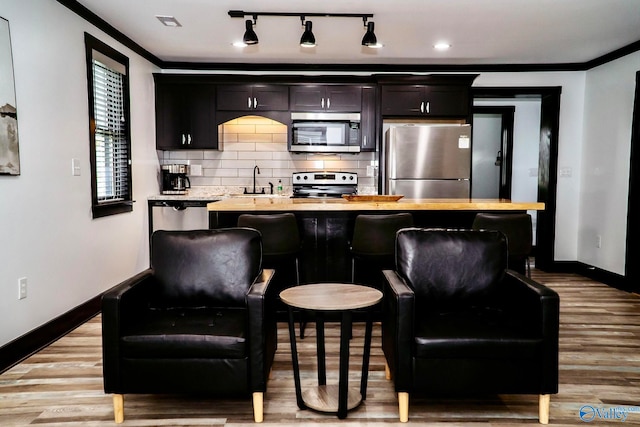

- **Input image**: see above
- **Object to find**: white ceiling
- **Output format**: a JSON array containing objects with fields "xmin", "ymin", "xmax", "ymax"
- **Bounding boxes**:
[{"xmin": 73, "ymin": 0, "xmax": 640, "ymax": 66}]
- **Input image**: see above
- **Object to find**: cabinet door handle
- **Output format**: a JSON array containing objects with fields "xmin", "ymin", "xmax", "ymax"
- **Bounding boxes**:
[
  {"xmin": 363, "ymin": 136, "xmax": 367, "ymax": 147},
  {"xmin": 327, "ymin": 98, "xmax": 331, "ymax": 109},
  {"xmin": 426, "ymin": 101, "xmax": 430, "ymax": 114},
  {"xmin": 254, "ymin": 97, "xmax": 258, "ymax": 109},
  {"xmin": 181, "ymin": 134, "xmax": 186, "ymax": 145},
  {"xmin": 187, "ymin": 134, "xmax": 192, "ymax": 145},
  {"xmin": 248, "ymin": 97, "xmax": 252, "ymax": 109},
  {"xmin": 420, "ymin": 101, "xmax": 424, "ymax": 113},
  {"xmin": 321, "ymin": 98, "xmax": 325, "ymax": 109}
]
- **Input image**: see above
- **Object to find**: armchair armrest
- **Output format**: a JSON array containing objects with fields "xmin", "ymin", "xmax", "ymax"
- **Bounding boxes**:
[
  {"xmin": 101, "ymin": 268, "xmax": 155, "ymax": 393},
  {"xmin": 503, "ymin": 270, "xmax": 560, "ymax": 393},
  {"xmin": 382, "ymin": 270, "xmax": 415, "ymax": 391},
  {"xmin": 502, "ymin": 270, "xmax": 560, "ymax": 336},
  {"xmin": 246, "ymin": 269, "xmax": 276, "ymax": 392}
]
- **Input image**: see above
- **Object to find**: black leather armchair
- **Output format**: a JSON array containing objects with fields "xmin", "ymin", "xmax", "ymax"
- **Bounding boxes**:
[
  {"xmin": 382, "ymin": 228, "xmax": 559, "ymax": 424},
  {"xmin": 102, "ymin": 228, "xmax": 277, "ymax": 423}
]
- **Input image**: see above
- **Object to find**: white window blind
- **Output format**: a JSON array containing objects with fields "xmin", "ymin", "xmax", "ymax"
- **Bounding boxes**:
[{"xmin": 92, "ymin": 59, "xmax": 129, "ymax": 202}]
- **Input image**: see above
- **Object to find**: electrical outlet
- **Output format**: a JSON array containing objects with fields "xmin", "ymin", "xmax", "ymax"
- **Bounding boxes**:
[
  {"xmin": 18, "ymin": 277, "xmax": 27, "ymax": 300},
  {"xmin": 596, "ymin": 235, "xmax": 602, "ymax": 249}
]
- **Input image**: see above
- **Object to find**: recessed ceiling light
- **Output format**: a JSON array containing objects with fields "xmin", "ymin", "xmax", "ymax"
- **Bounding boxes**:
[
  {"xmin": 434, "ymin": 42, "xmax": 451, "ymax": 51},
  {"xmin": 156, "ymin": 15, "xmax": 182, "ymax": 27}
]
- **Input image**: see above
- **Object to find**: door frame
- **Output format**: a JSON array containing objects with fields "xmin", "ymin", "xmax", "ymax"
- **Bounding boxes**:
[
  {"xmin": 472, "ymin": 87, "xmax": 561, "ymax": 271},
  {"xmin": 625, "ymin": 71, "xmax": 640, "ymax": 290},
  {"xmin": 472, "ymin": 106, "xmax": 515, "ymax": 199}
]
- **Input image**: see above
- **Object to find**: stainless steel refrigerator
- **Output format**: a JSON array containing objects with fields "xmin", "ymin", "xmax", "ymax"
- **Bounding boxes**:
[{"xmin": 384, "ymin": 124, "xmax": 472, "ymax": 198}]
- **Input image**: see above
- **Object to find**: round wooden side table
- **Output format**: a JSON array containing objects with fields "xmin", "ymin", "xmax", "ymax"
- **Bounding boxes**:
[{"xmin": 280, "ymin": 283, "xmax": 383, "ymax": 419}]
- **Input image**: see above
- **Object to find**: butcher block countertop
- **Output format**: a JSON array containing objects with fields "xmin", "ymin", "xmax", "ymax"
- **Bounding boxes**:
[{"xmin": 207, "ymin": 197, "xmax": 545, "ymax": 212}]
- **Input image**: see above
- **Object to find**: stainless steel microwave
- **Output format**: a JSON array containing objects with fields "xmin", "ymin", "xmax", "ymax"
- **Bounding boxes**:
[{"xmin": 289, "ymin": 112, "xmax": 361, "ymax": 153}]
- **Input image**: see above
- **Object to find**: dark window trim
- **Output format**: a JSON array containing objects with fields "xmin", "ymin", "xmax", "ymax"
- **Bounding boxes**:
[{"xmin": 85, "ymin": 32, "xmax": 133, "ymax": 218}]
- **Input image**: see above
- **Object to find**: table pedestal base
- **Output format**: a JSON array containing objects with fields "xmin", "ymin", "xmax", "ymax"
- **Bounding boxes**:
[{"xmin": 303, "ymin": 385, "xmax": 362, "ymax": 413}]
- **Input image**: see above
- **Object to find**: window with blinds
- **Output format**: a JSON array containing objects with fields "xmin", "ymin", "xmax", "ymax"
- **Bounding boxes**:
[
  {"xmin": 92, "ymin": 60, "xmax": 128, "ymax": 202},
  {"xmin": 85, "ymin": 33, "xmax": 132, "ymax": 218}
]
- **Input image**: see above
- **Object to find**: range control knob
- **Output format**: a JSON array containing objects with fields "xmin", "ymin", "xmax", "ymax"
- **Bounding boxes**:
[
  {"xmin": 295, "ymin": 175, "xmax": 301, "ymax": 180},
  {"xmin": 303, "ymin": 175, "xmax": 308, "ymax": 180},
  {"xmin": 341, "ymin": 175, "xmax": 347, "ymax": 180},
  {"xmin": 349, "ymin": 175, "xmax": 354, "ymax": 180}
]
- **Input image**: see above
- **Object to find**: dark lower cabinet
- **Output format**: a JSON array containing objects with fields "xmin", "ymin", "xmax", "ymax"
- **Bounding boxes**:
[{"xmin": 209, "ymin": 209, "xmax": 480, "ymax": 285}]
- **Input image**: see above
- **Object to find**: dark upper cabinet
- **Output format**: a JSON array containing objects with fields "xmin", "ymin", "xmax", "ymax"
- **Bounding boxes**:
[
  {"xmin": 290, "ymin": 85, "xmax": 363, "ymax": 112},
  {"xmin": 155, "ymin": 83, "xmax": 217, "ymax": 150},
  {"xmin": 381, "ymin": 85, "xmax": 470, "ymax": 117},
  {"xmin": 360, "ymin": 86, "xmax": 376, "ymax": 152},
  {"xmin": 217, "ymin": 84, "xmax": 289, "ymax": 111}
]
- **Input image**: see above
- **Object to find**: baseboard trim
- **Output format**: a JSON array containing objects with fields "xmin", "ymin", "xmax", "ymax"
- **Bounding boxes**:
[
  {"xmin": 0, "ymin": 295, "xmax": 102, "ymax": 374},
  {"xmin": 546, "ymin": 261, "xmax": 631, "ymax": 292}
]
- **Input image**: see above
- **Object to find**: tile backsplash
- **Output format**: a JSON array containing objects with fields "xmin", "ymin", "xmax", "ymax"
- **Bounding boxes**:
[{"xmin": 159, "ymin": 115, "xmax": 378, "ymax": 194}]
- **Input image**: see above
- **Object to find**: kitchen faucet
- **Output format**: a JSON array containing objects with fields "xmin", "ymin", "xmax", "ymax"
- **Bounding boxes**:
[{"xmin": 244, "ymin": 165, "xmax": 265, "ymax": 194}]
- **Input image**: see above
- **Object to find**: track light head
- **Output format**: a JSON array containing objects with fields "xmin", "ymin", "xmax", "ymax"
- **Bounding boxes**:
[
  {"xmin": 243, "ymin": 19, "xmax": 259, "ymax": 45},
  {"xmin": 300, "ymin": 19, "xmax": 316, "ymax": 47},
  {"xmin": 362, "ymin": 21, "xmax": 381, "ymax": 48}
]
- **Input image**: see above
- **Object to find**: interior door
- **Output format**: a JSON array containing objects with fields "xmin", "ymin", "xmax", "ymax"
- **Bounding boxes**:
[{"xmin": 472, "ymin": 106, "xmax": 514, "ymax": 199}]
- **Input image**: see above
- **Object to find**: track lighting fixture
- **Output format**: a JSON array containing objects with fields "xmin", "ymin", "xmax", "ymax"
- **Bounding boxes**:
[
  {"xmin": 243, "ymin": 18, "xmax": 258, "ymax": 45},
  {"xmin": 228, "ymin": 10, "xmax": 379, "ymax": 49},
  {"xmin": 300, "ymin": 19, "xmax": 316, "ymax": 47},
  {"xmin": 361, "ymin": 20, "xmax": 381, "ymax": 48}
]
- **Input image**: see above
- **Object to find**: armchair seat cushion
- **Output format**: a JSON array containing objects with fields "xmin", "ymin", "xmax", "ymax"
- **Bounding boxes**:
[
  {"xmin": 121, "ymin": 307, "xmax": 246, "ymax": 359},
  {"xmin": 414, "ymin": 307, "xmax": 542, "ymax": 359}
]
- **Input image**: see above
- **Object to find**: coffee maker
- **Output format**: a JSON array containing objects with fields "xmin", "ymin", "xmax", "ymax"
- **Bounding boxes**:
[{"xmin": 161, "ymin": 164, "xmax": 191, "ymax": 194}]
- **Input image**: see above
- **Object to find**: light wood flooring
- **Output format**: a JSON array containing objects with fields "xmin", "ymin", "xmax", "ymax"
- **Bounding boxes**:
[{"xmin": 2, "ymin": 269, "xmax": 640, "ymax": 426}]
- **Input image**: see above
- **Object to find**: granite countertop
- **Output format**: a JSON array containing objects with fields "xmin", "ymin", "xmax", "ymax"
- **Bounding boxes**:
[
  {"xmin": 147, "ymin": 186, "xmax": 288, "ymax": 201},
  {"xmin": 147, "ymin": 185, "xmax": 377, "ymax": 202}
]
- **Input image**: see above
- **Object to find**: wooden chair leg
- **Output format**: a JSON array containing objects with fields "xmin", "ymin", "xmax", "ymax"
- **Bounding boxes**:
[
  {"xmin": 384, "ymin": 361, "xmax": 392, "ymax": 380},
  {"xmin": 539, "ymin": 394, "xmax": 550, "ymax": 424},
  {"xmin": 398, "ymin": 392, "xmax": 409, "ymax": 422},
  {"xmin": 113, "ymin": 394, "xmax": 124, "ymax": 423},
  {"xmin": 253, "ymin": 392, "xmax": 264, "ymax": 423}
]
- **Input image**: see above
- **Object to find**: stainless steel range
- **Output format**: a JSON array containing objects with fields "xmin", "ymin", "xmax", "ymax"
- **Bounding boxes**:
[{"xmin": 291, "ymin": 172, "xmax": 358, "ymax": 198}]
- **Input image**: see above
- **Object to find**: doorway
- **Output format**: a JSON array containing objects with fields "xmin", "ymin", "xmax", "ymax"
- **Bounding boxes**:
[
  {"xmin": 472, "ymin": 87, "xmax": 561, "ymax": 271},
  {"xmin": 472, "ymin": 106, "xmax": 514, "ymax": 199}
]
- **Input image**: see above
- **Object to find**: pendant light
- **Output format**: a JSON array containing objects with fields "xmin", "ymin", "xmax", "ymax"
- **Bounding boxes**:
[
  {"xmin": 242, "ymin": 19, "xmax": 258, "ymax": 45},
  {"xmin": 300, "ymin": 19, "xmax": 316, "ymax": 47}
]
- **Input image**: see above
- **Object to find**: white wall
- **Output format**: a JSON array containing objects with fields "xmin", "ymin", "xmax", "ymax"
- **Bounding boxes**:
[
  {"xmin": 474, "ymin": 72, "xmax": 586, "ymax": 262},
  {"xmin": 0, "ymin": 0, "xmax": 159, "ymax": 347},
  {"xmin": 579, "ymin": 52, "xmax": 640, "ymax": 275}
]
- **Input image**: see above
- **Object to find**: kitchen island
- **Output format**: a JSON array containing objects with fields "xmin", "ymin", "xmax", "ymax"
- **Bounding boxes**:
[{"xmin": 208, "ymin": 197, "xmax": 544, "ymax": 284}]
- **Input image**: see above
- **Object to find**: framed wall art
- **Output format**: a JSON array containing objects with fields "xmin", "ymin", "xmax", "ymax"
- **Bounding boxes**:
[{"xmin": 0, "ymin": 16, "xmax": 20, "ymax": 175}]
